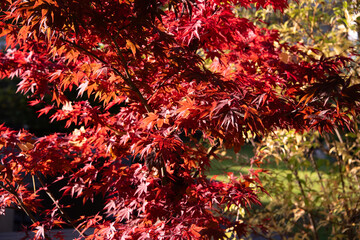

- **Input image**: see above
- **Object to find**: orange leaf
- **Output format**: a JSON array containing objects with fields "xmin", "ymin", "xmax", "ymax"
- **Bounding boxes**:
[{"xmin": 126, "ymin": 40, "xmax": 136, "ymax": 56}]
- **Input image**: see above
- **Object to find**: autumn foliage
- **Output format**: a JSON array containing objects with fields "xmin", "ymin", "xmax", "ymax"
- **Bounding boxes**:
[{"xmin": 0, "ymin": 0, "xmax": 359, "ymax": 239}]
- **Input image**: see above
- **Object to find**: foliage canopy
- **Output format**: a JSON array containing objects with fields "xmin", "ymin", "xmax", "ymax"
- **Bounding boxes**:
[{"xmin": 0, "ymin": 0, "xmax": 359, "ymax": 239}]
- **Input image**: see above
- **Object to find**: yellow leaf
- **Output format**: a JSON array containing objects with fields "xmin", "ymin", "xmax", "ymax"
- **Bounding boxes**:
[{"xmin": 293, "ymin": 207, "xmax": 305, "ymax": 222}]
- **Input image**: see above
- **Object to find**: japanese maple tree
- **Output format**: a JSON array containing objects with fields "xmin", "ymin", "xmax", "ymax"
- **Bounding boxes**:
[{"xmin": 0, "ymin": 0, "xmax": 359, "ymax": 239}]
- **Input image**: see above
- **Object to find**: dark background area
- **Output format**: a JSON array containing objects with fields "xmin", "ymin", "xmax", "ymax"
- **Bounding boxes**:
[{"xmin": 0, "ymin": 77, "xmax": 65, "ymax": 136}]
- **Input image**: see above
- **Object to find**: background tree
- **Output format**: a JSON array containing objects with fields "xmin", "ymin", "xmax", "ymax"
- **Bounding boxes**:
[
  {"xmin": 0, "ymin": 0, "xmax": 359, "ymax": 239},
  {"xmin": 238, "ymin": 1, "xmax": 360, "ymax": 239}
]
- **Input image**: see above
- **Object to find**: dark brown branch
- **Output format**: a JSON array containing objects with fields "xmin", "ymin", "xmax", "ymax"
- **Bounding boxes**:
[
  {"xmin": 109, "ymin": 35, "xmax": 153, "ymax": 113},
  {"xmin": 193, "ymin": 139, "xmax": 220, "ymax": 178}
]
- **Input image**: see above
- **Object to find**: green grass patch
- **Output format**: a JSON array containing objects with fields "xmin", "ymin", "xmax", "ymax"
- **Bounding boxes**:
[
  {"xmin": 207, "ymin": 144, "xmax": 358, "ymax": 239},
  {"xmin": 207, "ymin": 145, "xmax": 333, "ymax": 205}
]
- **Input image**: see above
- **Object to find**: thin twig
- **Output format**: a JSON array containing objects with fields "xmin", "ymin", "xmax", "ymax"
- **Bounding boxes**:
[
  {"xmin": 323, "ymin": 133, "xmax": 351, "ymax": 220},
  {"xmin": 32, "ymin": 175, "xmax": 36, "ymax": 194},
  {"xmin": 193, "ymin": 139, "xmax": 220, "ymax": 178},
  {"xmin": 284, "ymin": 158, "xmax": 319, "ymax": 240},
  {"xmin": 35, "ymin": 173, "xmax": 87, "ymax": 239},
  {"xmin": 0, "ymin": 182, "xmax": 37, "ymax": 224}
]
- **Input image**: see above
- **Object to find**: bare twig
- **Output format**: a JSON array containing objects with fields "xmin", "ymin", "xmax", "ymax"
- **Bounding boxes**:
[{"xmin": 32, "ymin": 175, "xmax": 36, "ymax": 194}]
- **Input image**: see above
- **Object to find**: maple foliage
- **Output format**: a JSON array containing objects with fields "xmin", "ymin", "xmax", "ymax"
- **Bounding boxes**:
[{"xmin": 0, "ymin": 0, "xmax": 359, "ymax": 239}]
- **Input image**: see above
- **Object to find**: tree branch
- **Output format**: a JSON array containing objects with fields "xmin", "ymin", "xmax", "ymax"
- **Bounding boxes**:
[
  {"xmin": 109, "ymin": 35, "xmax": 154, "ymax": 113},
  {"xmin": 35, "ymin": 173, "xmax": 87, "ymax": 238},
  {"xmin": 0, "ymin": 181, "xmax": 37, "ymax": 225},
  {"xmin": 61, "ymin": 38, "xmax": 153, "ymax": 113},
  {"xmin": 193, "ymin": 139, "xmax": 220, "ymax": 178}
]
